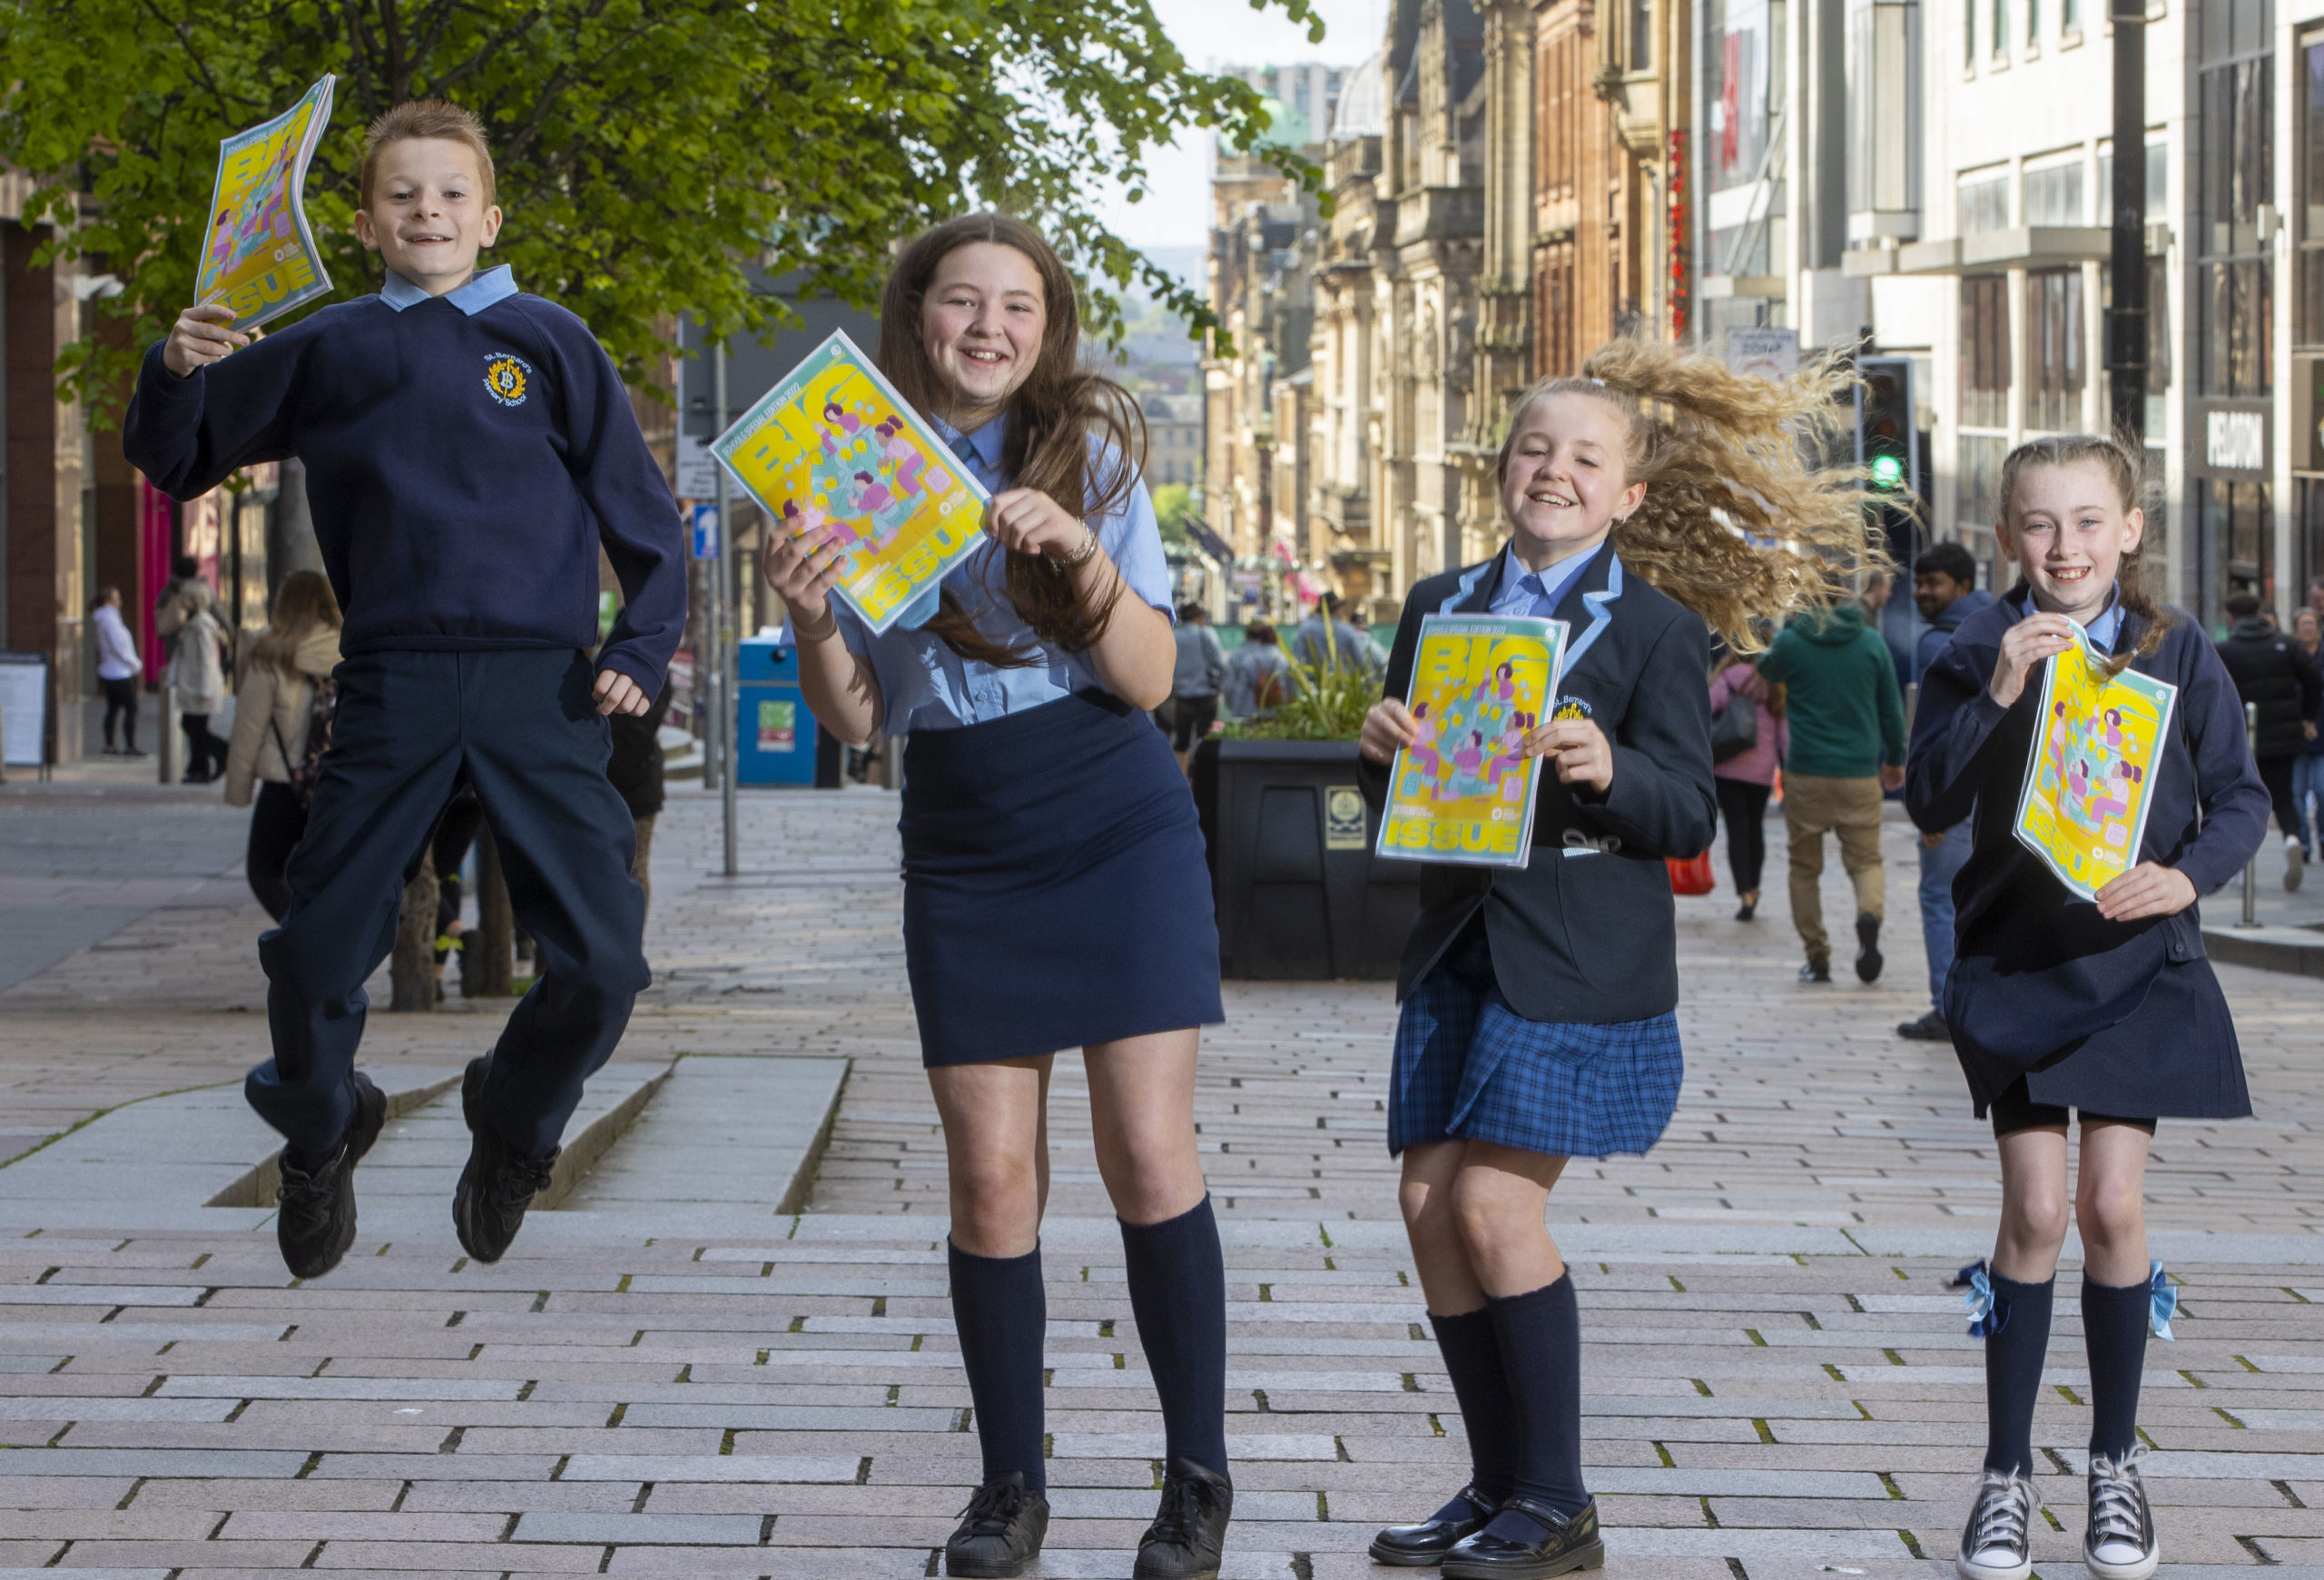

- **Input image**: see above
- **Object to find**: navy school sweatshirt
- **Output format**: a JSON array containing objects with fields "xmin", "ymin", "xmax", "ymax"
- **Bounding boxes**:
[{"xmin": 122, "ymin": 266, "xmax": 685, "ymax": 694}]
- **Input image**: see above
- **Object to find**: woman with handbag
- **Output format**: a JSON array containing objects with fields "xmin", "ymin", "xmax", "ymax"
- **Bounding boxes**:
[
  {"xmin": 167, "ymin": 580, "xmax": 231, "ymax": 783},
  {"xmin": 1708, "ymin": 652, "xmax": 1787, "ymax": 919},
  {"xmin": 224, "ymin": 571, "xmax": 343, "ymax": 921}
]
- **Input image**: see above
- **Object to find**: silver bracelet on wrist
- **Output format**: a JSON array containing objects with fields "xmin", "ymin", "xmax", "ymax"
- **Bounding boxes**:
[{"xmin": 1052, "ymin": 527, "xmax": 1100, "ymax": 571}]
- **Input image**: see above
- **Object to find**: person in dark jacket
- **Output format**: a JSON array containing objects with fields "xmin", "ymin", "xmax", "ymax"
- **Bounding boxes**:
[
  {"xmin": 2294, "ymin": 607, "xmax": 2324, "ymax": 862},
  {"xmin": 2214, "ymin": 591, "xmax": 2323, "ymax": 890},
  {"xmin": 1898, "ymin": 541, "xmax": 1995, "ymax": 1042},
  {"xmin": 605, "ymin": 680, "xmax": 672, "ymax": 917},
  {"xmin": 1354, "ymin": 341, "xmax": 1885, "ymax": 1580},
  {"xmin": 1907, "ymin": 434, "xmax": 2267, "ymax": 1580}
]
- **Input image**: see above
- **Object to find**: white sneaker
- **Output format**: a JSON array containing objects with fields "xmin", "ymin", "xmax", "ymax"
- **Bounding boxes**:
[
  {"xmin": 1956, "ymin": 1467, "xmax": 2035, "ymax": 1580},
  {"xmin": 2084, "ymin": 1449, "xmax": 2159, "ymax": 1580},
  {"xmin": 2288, "ymin": 837, "xmax": 2306, "ymax": 893}
]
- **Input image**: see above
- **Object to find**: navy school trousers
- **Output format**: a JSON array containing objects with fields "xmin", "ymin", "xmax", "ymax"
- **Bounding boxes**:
[{"xmin": 249, "ymin": 648, "xmax": 650, "ymax": 1160}]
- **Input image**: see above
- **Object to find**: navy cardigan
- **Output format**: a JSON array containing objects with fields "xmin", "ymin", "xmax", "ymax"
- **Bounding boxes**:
[
  {"xmin": 1359, "ymin": 540, "xmax": 1717, "ymax": 1023},
  {"xmin": 1905, "ymin": 587, "xmax": 2267, "ymax": 1116}
]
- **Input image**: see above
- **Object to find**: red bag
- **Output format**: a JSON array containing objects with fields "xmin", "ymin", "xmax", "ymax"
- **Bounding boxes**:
[{"xmin": 1666, "ymin": 851, "xmax": 1717, "ymax": 896}]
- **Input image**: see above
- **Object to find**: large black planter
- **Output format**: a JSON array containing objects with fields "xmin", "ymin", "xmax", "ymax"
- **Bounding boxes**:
[{"xmin": 1190, "ymin": 737, "xmax": 1421, "ymax": 980}]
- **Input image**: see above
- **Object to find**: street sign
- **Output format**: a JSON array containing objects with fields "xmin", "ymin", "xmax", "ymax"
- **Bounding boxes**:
[
  {"xmin": 691, "ymin": 503, "xmax": 721, "ymax": 559},
  {"xmin": 0, "ymin": 651, "xmax": 47, "ymax": 766},
  {"xmin": 676, "ymin": 436, "xmax": 720, "ymax": 500},
  {"xmin": 1725, "ymin": 328, "xmax": 1799, "ymax": 382}
]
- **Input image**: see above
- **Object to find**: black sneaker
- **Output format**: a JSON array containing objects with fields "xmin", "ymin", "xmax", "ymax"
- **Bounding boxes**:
[
  {"xmin": 1855, "ymin": 914, "xmax": 1884, "ymax": 983},
  {"xmin": 1442, "ymin": 1495, "xmax": 1605, "ymax": 1578},
  {"xmin": 1897, "ymin": 1009, "xmax": 1952, "ymax": 1042},
  {"xmin": 452, "ymin": 1058, "xmax": 557, "ymax": 1263},
  {"xmin": 1798, "ymin": 956, "xmax": 1832, "ymax": 984},
  {"xmin": 1371, "ymin": 1485, "xmax": 1496, "ymax": 1565},
  {"xmin": 944, "ymin": 1472, "xmax": 1049, "ymax": 1578},
  {"xmin": 1134, "ymin": 1457, "xmax": 1232, "ymax": 1579},
  {"xmin": 1954, "ymin": 1467, "xmax": 2033, "ymax": 1580},
  {"xmin": 2084, "ymin": 1449, "xmax": 2159, "ymax": 1580},
  {"xmin": 274, "ymin": 1071, "xmax": 387, "ymax": 1279}
]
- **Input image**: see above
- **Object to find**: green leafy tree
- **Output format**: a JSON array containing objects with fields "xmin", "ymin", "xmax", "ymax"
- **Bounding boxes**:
[
  {"xmin": 1, "ymin": 0, "xmax": 1325, "ymax": 419},
  {"xmin": 1149, "ymin": 480, "xmax": 1192, "ymax": 548}
]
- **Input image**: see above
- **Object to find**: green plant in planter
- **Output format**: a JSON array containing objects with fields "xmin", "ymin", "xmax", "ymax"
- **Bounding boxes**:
[{"xmin": 1223, "ymin": 627, "xmax": 1381, "ymax": 742}]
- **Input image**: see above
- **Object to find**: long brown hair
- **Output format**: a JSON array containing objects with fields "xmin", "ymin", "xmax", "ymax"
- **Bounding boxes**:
[
  {"xmin": 250, "ymin": 570, "xmax": 341, "ymax": 678},
  {"xmin": 1996, "ymin": 431, "xmax": 2171, "ymax": 668},
  {"xmin": 877, "ymin": 214, "xmax": 1145, "ymax": 667},
  {"xmin": 1495, "ymin": 340, "xmax": 1891, "ymax": 652}
]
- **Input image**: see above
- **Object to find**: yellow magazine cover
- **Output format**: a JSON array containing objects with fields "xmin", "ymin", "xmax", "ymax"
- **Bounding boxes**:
[
  {"xmin": 2014, "ymin": 621, "xmax": 2181, "ymax": 901},
  {"xmin": 1376, "ymin": 614, "xmax": 1569, "ymax": 868},
  {"xmin": 712, "ymin": 330, "xmax": 990, "ymax": 636},
  {"xmin": 193, "ymin": 75, "xmax": 336, "ymax": 328}
]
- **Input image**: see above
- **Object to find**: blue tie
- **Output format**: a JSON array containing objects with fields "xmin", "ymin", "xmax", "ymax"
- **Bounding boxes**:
[
  {"xmin": 950, "ymin": 433, "xmax": 981, "ymax": 470},
  {"xmin": 1517, "ymin": 573, "xmax": 1545, "ymax": 613}
]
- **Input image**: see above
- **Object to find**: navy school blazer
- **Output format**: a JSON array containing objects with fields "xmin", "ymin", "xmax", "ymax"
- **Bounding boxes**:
[
  {"xmin": 1358, "ymin": 539, "xmax": 1718, "ymax": 1023},
  {"xmin": 1905, "ymin": 587, "xmax": 2269, "ymax": 1073}
]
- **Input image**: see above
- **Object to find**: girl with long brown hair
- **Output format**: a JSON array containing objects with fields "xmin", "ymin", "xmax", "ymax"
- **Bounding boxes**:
[
  {"xmin": 1354, "ymin": 341, "xmax": 1882, "ymax": 1579},
  {"xmin": 1907, "ymin": 434, "xmax": 2267, "ymax": 1580},
  {"xmin": 763, "ymin": 214, "xmax": 1229, "ymax": 1580},
  {"xmin": 224, "ymin": 570, "xmax": 344, "ymax": 920}
]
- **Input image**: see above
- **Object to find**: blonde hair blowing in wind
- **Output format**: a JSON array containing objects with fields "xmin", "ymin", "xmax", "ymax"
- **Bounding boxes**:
[{"xmin": 1496, "ymin": 340, "xmax": 1892, "ymax": 653}]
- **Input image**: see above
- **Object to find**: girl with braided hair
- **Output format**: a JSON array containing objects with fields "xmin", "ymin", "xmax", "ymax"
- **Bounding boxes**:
[
  {"xmin": 1354, "ymin": 340, "xmax": 1884, "ymax": 1578},
  {"xmin": 1907, "ymin": 433, "xmax": 2267, "ymax": 1580}
]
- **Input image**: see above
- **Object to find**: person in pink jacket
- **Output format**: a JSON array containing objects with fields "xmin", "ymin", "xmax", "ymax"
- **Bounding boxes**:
[{"xmin": 1709, "ymin": 654, "xmax": 1788, "ymax": 920}]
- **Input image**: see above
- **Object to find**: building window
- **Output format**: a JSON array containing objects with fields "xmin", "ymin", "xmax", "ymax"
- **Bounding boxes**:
[
  {"xmin": 1962, "ymin": 275, "xmax": 2012, "ymax": 429},
  {"xmin": 2202, "ymin": 479, "xmax": 2274, "ymax": 602},
  {"xmin": 1966, "ymin": 0, "xmax": 1976, "ymax": 62},
  {"xmin": 2300, "ymin": 39, "xmax": 2324, "ymax": 344},
  {"xmin": 1958, "ymin": 173, "xmax": 2010, "ymax": 233},
  {"xmin": 2024, "ymin": 161, "xmax": 2084, "ymax": 225},
  {"xmin": 1706, "ymin": 0, "xmax": 1778, "ymax": 193},
  {"xmin": 1992, "ymin": 0, "xmax": 2009, "ymax": 55},
  {"xmin": 2064, "ymin": 0, "xmax": 2079, "ymax": 29},
  {"xmin": 1959, "ymin": 433, "xmax": 2009, "ymax": 525},
  {"xmin": 2026, "ymin": 267, "xmax": 2084, "ymax": 430},
  {"xmin": 1634, "ymin": 0, "xmax": 1654, "ymax": 70},
  {"xmin": 2095, "ymin": 142, "xmax": 2169, "ymax": 226}
]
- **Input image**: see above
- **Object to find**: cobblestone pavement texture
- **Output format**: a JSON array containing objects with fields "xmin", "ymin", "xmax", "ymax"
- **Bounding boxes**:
[{"xmin": 2, "ymin": 781, "xmax": 2321, "ymax": 1578}]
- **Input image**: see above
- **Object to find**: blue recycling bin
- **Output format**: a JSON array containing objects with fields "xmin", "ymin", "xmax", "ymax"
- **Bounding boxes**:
[{"xmin": 736, "ymin": 637, "xmax": 823, "ymax": 786}]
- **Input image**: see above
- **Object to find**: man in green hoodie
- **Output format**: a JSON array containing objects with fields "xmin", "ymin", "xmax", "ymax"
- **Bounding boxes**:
[{"xmin": 1755, "ymin": 599, "xmax": 1907, "ymax": 984}]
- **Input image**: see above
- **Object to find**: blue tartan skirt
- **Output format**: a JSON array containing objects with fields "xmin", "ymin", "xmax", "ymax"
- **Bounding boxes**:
[{"xmin": 1388, "ymin": 920, "xmax": 1684, "ymax": 1160}]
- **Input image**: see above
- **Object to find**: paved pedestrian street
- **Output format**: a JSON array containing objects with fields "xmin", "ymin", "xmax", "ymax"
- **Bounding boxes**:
[{"xmin": 3, "ymin": 784, "xmax": 2322, "ymax": 1579}]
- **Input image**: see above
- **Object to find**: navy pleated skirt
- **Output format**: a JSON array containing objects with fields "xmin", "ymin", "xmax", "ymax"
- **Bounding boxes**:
[{"xmin": 900, "ymin": 690, "xmax": 1224, "ymax": 1067}]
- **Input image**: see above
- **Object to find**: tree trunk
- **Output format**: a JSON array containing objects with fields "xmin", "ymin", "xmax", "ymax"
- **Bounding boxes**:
[
  {"xmin": 468, "ymin": 824, "xmax": 516, "ymax": 997},
  {"xmin": 389, "ymin": 846, "xmax": 438, "ymax": 1012}
]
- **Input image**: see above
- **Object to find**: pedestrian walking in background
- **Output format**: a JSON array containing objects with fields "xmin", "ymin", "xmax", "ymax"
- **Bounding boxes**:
[
  {"xmin": 222, "ymin": 571, "xmax": 343, "ymax": 922},
  {"xmin": 1908, "ymin": 433, "xmax": 2266, "ymax": 1580},
  {"xmin": 1291, "ymin": 589, "xmax": 1380, "ymax": 678},
  {"xmin": 91, "ymin": 587, "xmax": 145, "ymax": 757},
  {"xmin": 153, "ymin": 554, "xmax": 200, "ymax": 657},
  {"xmin": 1755, "ymin": 595, "xmax": 1907, "ymax": 984},
  {"xmin": 606, "ymin": 680, "xmax": 673, "ymax": 918},
  {"xmin": 1708, "ymin": 652, "xmax": 1786, "ymax": 920},
  {"xmin": 166, "ymin": 580, "xmax": 231, "ymax": 785},
  {"xmin": 1167, "ymin": 601, "xmax": 1226, "ymax": 763},
  {"xmin": 123, "ymin": 99, "xmax": 683, "ymax": 1284},
  {"xmin": 1356, "ymin": 341, "xmax": 1884, "ymax": 1580},
  {"xmin": 763, "ymin": 214, "xmax": 1230, "ymax": 1580},
  {"xmin": 1222, "ymin": 620, "xmax": 1289, "ymax": 721},
  {"xmin": 2293, "ymin": 607, "xmax": 2323, "ymax": 861},
  {"xmin": 1899, "ymin": 541, "xmax": 1994, "ymax": 1042},
  {"xmin": 2215, "ymin": 591, "xmax": 2322, "ymax": 889}
]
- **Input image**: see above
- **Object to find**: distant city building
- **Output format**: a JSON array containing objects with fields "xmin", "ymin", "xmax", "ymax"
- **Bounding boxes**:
[{"xmin": 1144, "ymin": 394, "xmax": 1205, "ymax": 489}]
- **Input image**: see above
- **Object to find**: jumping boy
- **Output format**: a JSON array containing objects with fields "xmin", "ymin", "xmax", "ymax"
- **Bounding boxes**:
[{"xmin": 124, "ymin": 100, "xmax": 685, "ymax": 1279}]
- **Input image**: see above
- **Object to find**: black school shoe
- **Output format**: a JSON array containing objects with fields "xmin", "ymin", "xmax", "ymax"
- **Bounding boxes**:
[
  {"xmin": 452, "ymin": 1057, "xmax": 558, "ymax": 1263},
  {"xmin": 944, "ymin": 1471, "xmax": 1049, "ymax": 1578},
  {"xmin": 274, "ymin": 1071, "xmax": 388, "ymax": 1279},
  {"xmin": 1897, "ymin": 1009, "xmax": 1953, "ymax": 1042},
  {"xmin": 1797, "ymin": 955, "xmax": 1832, "ymax": 984},
  {"xmin": 1855, "ymin": 913, "xmax": 1884, "ymax": 983},
  {"xmin": 1370, "ymin": 1485, "xmax": 1496, "ymax": 1565},
  {"xmin": 1134, "ymin": 1457, "xmax": 1232, "ymax": 1579},
  {"xmin": 1442, "ymin": 1496, "xmax": 1605, "ymax": 1580}
]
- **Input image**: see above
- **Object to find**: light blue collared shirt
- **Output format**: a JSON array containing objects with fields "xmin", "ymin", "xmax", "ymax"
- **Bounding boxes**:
[
  {"xmin": 379, "ymin": 264, "xmax": 519, "ymax": 314},
  {"xmin": 2083, "ymin": 585, "xmax": 2125, "ymax": 653},
  {"xmin": 821, "ymin": 412, "xmax": 1173, "ymax": 736},
  {"xmin": 1485, "ymin": 542, "xmax": 1597, "ymax": 621}
]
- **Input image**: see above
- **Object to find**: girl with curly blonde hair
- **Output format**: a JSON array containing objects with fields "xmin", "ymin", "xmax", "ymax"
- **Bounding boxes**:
[{"xmin": 1354, "ymin": 339, "xmax": 1882, "ymax": 1579}]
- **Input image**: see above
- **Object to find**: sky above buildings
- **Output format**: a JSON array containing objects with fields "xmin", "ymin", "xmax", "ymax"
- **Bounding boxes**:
[{"xmin": 1092, "ymin": 0, "xmax": 1382, "ymax": 259}]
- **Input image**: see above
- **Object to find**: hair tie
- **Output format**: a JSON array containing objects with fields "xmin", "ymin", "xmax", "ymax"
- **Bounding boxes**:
[
  {"xmin": 2149, "ymin": 1261, "xmax": 2177, "ymax": 1341},
  {"xmin": 1948, "ymin": 1259, "xmax": 2008, "ymax": 1338}
]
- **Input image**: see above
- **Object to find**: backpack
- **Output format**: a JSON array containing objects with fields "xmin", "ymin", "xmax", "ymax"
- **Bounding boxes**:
[
  {"xmin": 1709, "ymin": 686, "xmax": 1759, "ymax": 763},
  {"xmin": 271, "ymin": 676, "xmax": 337, "ymax": 808}
]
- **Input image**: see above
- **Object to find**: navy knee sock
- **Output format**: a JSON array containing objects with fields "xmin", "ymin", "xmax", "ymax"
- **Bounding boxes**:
[
  {"xmin": 2082, "ymin": 1274, "xmax": 2151, "ymax": 1461},
  {"xmin": 1430, "ymin": 1307, "xmax": 1519, "ymax": 1508},
  {"xmin": 1120, "ymin": 1194, "xmax": 1230, "ymax": 1483},
  {"xmin": 949, "ymin": 1239, "xmax": 1047, "ymax": 1495},
  {"xmin": 1982, "ymin": 1270, "xmax": 2055, "ymax": 1476},
  {"xmin": 1482, "ymin": 1273, "xmax": 1590, "ymax": 1533}
]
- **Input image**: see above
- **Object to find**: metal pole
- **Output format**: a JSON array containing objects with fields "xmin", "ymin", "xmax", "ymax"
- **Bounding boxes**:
[
  {"xmin": 2104, "ymin": 0, "xmax": 2147, "ymax": 443},
  {"xmin": 2241, "ymin": 702, "xmax": 2260, "ymax": 927},
  {"xmin": 714, "ymin": 340, "xmax": 739, "ymax": 878}
]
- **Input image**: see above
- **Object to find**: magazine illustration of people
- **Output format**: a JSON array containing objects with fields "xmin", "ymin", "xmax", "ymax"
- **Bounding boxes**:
[
  {"xmin": 713, "ymin": 330, "xmax": 990, "ymax": 636},
  {"xmin": 193, "ymin": 75, "xmax": 337, "ymax": 328},
  {"xmin": 2013, "ymin": 620, "xmax": 2180, "ymax": 901},
  {"xmin": 1376, "ymin": 614, "xmax": 1569, "ymax": 868}
]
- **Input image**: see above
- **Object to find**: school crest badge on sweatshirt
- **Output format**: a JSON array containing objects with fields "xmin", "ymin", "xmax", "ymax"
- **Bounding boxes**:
[{"xmin": 483, "ymin": 353, "xmax": 531, "ymax": 408}]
